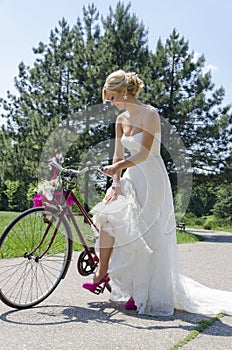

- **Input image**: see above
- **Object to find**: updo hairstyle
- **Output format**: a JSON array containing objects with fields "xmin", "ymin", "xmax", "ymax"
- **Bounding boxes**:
[{"xmin": 102, "ymin": 69, "xmax": 144, "ymax": 103}]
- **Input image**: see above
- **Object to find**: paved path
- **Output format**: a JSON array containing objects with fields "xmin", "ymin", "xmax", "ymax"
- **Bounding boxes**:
[
  {"xmin": 0, "ymin": 229, "xmax": 231, "ymax": 350},
  {"xmin": 186, "ymin": 227, "xmax": 232, "ymax": 243}
]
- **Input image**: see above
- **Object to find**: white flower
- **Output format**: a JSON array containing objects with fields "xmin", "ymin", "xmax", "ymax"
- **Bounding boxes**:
[{"xmin": 37, "ymin": 179, "xmax": 60, "ymax": 201}]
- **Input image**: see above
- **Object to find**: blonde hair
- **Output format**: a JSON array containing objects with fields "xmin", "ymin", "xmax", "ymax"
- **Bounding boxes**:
[{"xmin": 102, "ymin": 69, "xmax": 144, "ymax": 103}]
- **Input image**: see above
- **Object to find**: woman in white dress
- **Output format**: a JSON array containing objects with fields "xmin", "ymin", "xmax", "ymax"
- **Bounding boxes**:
[{"xmin": 83, "ymin": 69, "xmax": 232, "ymax": 317}]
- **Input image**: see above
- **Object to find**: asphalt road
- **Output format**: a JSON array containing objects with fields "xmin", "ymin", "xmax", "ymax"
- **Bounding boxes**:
[{"xmin": 0, "ymin": 229, "xmax": 231, "ymax": 350}]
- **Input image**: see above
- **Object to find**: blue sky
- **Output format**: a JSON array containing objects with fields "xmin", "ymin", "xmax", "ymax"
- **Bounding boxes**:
[{"xmin": 1, "ymin": 0, "xmax": 231, "ymax": 124}]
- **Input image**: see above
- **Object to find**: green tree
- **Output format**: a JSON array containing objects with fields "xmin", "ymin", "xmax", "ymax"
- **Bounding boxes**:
[
  {"xmin": 3, "ymin": 180, "xmax": 25, "ymax": 211},
  {"xmin": 187, "ymin": 185, "xmax": 217, "ymax": 217},
  {"xmin": 213, "ymin": 183, "xmax": 232, "ymax": 224},
  {"xmin": 0, "ymin": 2, "xmax": 149, "ymax": 210},
  {"xmin": 145, "ymin": 29, "xmax": 231, "ymax": 180},
  {"xmin": 100, "ymin": 0, "xmax": 150, "ymax": 167},
  {"xmin": 101, "ymin": 1, "xmax": 149, "ymax": 73},
  {"xmin": 0, "ymin": 2, "xmax": 231, "ymax": 218}
]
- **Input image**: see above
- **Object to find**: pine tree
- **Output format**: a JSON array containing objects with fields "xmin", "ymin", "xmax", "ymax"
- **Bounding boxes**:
[
  {"xmin": 146, "ymin": 29, "xmax": 232, "ymax": 179},
  {"xmin": 98, "ymin": 0, "xmax": 150, "ymax": 168},
  {"xmin": 0, "ymin": 4, "xmax": 231, "ymax": 215},
  {"xmin": 101, "ymin": 1, "xmax": 149, "ymax": 73}
]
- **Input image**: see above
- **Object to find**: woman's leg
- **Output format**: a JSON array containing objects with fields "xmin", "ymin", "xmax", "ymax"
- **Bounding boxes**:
[{"xmin": 94, "ymin": 229, "xmax": 114, "ymax": 282}]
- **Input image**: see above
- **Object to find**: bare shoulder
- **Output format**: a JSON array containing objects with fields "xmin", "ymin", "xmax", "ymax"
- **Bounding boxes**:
[
  {"xmin": 146, "ymin": 105, "xmax": 160, "ymax": 118},
  {"xmin": 115, "ymin": 112, "xmax": 126, "ymax": 137},
  {"xmin": 116, "ymin": 111, "xmax": 127, "ymax": 124},
  {"xmin": 143, "ymin": 105, "xmax": 160, "ymax": 132}
]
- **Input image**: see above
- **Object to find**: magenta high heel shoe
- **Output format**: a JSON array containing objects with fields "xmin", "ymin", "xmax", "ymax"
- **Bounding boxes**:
[
  {"xmin": 82, "ymin": 274, "xmax": 110, "ymax": 295},
  {"xmin": 124, "ymin": 298, "xmax": 137, "ymax": 310}
]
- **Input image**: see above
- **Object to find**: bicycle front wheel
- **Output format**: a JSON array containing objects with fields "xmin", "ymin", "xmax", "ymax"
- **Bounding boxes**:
[{"xmin": 0, "ymin": 207, "xmax": 73, "ymax": 309}]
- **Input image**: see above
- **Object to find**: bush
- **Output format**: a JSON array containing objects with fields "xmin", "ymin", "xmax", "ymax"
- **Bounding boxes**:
[
  {"xmin": 213, "ymin": 183, "xmax": 232, "ymax": 223},
  {"xmin": 179, "ymin": 212, "xmax": 204, "ymax": 228},
  {"xmin": 188, "ymin": 185, "xmax": 216, "ymax": 217},
  {"xmin": 3, "ymin": 179, "xmax": 29, "ymax": 211},
  {"xmin": 203, "ymin": 218, "xmax": 216, "ymax": 230},
  {"xmin": 195, "ymin": 218, "xmax": 204, "ymax": 226}
]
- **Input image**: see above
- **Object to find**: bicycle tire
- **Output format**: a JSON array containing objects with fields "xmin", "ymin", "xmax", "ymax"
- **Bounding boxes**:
[{"xmin": 0, "ymin": 206, "xmax": 73, "ymax": 309}]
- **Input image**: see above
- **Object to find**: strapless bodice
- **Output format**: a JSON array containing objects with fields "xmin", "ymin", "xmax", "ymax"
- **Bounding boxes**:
[{"xmin": 121, "ymin": 132, "xmax": 161, "ymax": 156}]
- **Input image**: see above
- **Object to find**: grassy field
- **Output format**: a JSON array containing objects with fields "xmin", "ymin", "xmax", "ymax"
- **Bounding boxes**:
[
  {"xmin": 181, "ymin": 213, "xmax": 232, "ymax": 233},
  {"xmin": 176, "ymin": 229, "xmax": 203, "ymax": 244},
  {"xmin": 0, "ymin": 210, "xmax": 94, "ymax": 252},
  {"xmin": 0, "ymin": 210, "xmax": 203, "ymax": 247}
]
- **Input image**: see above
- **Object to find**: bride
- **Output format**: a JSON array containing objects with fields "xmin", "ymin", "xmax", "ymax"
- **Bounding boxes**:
[{"xmin": 82, "ymin": 69, "xmax": 232, "ymax": 316}]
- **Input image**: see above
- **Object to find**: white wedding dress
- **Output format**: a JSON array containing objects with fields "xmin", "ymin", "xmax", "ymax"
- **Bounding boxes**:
[{"xmin": 91, "ymin": 132, "xmax": 232, "ymax": 316}]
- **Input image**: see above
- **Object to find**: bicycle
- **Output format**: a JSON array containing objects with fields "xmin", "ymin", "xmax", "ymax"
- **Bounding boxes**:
[{"xmin": 0, "ymin": 157, "xmax": 111, "ymax": 309}]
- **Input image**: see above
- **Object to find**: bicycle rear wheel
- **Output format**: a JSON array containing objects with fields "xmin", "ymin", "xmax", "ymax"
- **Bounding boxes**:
[{"xmin": 0, "ymin": 207, "xmax": 73, "ymax": 309}]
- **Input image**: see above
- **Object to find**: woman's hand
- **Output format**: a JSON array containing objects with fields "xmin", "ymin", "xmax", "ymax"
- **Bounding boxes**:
[
  {"xmin": 103, "ymin": 164, "xmax": 119, "ymax": 177},
  {"xmin": 104, "ymin": 187, "xmax": 122, "ymax": 203}
]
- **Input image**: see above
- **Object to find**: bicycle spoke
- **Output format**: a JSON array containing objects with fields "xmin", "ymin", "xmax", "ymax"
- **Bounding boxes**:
[{"xmin": 0, "ymin": 207, "xmax": 72, "ymax": 309}]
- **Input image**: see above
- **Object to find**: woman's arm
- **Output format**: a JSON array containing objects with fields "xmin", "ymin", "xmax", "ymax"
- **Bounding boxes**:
[
  {"xmin": 104, "ymin": 117, "xmax": 124, "ymax": 202},
  {"xmin": 111, "ymin": 116, "xmax": 124, "ymax": 182}
]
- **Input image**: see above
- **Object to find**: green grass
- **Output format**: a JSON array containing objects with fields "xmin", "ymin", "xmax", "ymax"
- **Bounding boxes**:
[
  {"xmin": 0, "ymin": 210, "xmax": 95, "ymax": 257},
  {"xmin": 0, "ymin": 210, "xmax": 76, "ymax": 259},
  {"xmin": 170, "ymin": 313, "xmax": 224, "ymax": 349},
  {"xmin": 0, "ymin": 211, "xmax": 19, "ymax": 231},
  {"xmin": 176, "ymin": 229, "xmax": 204, "ymax": 244},
  {"xmin": 0, "ymin": 211, "xmax": 92, "ymax": 236},
  {"xmin": 1, "ymin": 211, "xmax": 203, "ymax": 251}
]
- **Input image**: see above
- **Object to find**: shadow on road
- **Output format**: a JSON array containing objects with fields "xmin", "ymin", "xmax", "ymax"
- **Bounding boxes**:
[
  {"xmin": 0, "ymin": 302, "xmax": 231, "ymax": 337},
  {"xmin": 186, "ymin": 229, "xmax": 232, "ymax": 243}
]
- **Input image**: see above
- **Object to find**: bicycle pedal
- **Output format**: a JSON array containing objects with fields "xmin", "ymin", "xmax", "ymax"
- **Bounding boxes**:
[{"xmin": 93, "ymin": 286, "xmax": 103, "ymax": 295}]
